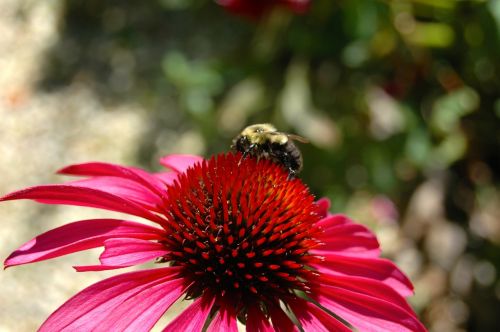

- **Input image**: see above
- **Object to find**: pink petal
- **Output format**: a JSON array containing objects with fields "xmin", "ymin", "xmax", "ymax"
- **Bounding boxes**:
[
  {"xmin": 93, "ymin": 278, "xmax": 187, "ymax": 332},
  {"xmin": 58, "ymin": 162, "xmax": 167, "ymax": 198},
  {"xmin": 69, "ymin": 177, "xmax": 163, "ymax": 210},
  {"xmin": 99, "ymin": 238, "xmax": 169, "ymax": 267},
  {"xmin": 312, "ymin": 253, "xmax": 414, "ymax": 297},
  {"xmin": 268, "ymin": 304, "xmax": 298, "ymax": 332},
  {"xmin": 289, "ymin": 298, "xmax": 351, "ymax": 332},
  {"xmin": 163, "ymin": 294, "xmax": 215, "ymax": 331},
  {"xmin": 73, "ymin": 264, "xmax": 130, "ymax": 272},
  {"xmin": 207, "ymin": 305, "xmax": 238, "ymax": 332},
  {"xmin": 315, "ymin": 197, "xmax": 331, "ymax": 218},
  {"xmin": 317, "ymin": 214, "xmax": 353, "ymax": 229},
  {"xmin": 39, "ymin": 267, "xmax": 181, "ymax": 331},
  {"xmin": 4, "ymin": 219, "xmax": 164, "ymax": 268},
  {"xmin": 246, "ymin": 306, "xmax": 273, "ymax": 332},
  {"xmin": 313, "ymin": 223, "xmax": 380, "ymax": 257},
  {"xmin": 316, "ymin": 274, "xmax": 416, "ymax": 315},
  {"xmin": 160, "ymin": 154, "xmax": 204, "ymax": 174},
  {"xmin": 155, "ymin": 172, "xmax": 179, "ymax": 185},
  {"xmin": 320, "ymin": 224, "xmax": 364, "ymax": 239},
  {"xmin": 0, "ymin": 184, "xmax": 166, "ymax": 224},
  {"xmin": 316, "ymin": 285, "xmax": 427, "ymax": 332}
]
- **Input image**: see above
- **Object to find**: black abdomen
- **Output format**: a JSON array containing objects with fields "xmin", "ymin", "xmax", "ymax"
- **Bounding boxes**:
[{"xmin": 269, "ymin": 142, "xmax": 302, "ymax": 176}]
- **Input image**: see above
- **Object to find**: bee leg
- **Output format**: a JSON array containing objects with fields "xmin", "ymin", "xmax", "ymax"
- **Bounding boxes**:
[
  {"xmin": 238, "ymin": 144, "xmax": 255, "ymax": 166},
  {"xmin": 238, "ymin": 150, "xmax": 247, "ymax": 166}
]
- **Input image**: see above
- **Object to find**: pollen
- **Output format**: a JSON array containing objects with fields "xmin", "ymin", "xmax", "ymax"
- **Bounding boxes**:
[{"xmin": 160, "ymin": 153, "xmax": 322, "ymax": 303}]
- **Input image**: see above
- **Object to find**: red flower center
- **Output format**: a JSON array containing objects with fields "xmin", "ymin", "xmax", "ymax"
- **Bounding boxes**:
[{"xmin": 160, "ymin": 153, "xmax": 322, "ymax": 306}]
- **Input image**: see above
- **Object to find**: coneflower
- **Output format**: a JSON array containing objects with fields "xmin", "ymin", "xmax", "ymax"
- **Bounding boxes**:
[
  {"xmin": 2, "ymin": 153, "xmax": 426, "ymax": 331},
  {"xmin": 216, "ymin": 0, "xmax": 310, "ymax": 19}
]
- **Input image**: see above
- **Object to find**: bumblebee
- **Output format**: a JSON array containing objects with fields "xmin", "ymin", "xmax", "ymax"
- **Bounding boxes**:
[{"xmin": 231, "ymin": 123, "xmax": 308, "ymax": 177}]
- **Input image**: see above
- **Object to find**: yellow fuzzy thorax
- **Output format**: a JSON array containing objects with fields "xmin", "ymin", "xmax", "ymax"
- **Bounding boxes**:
[{"xmin": 241, "ymin": 123, "xmax": 289, "ymax": 145}]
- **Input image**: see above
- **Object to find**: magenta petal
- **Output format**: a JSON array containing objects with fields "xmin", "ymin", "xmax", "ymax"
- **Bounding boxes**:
[
  {"xmin": 99, "ymin": 238, "xmax": 169, "ymax": 267},
  {"xmin": 246, "ymin": 306, "xmax": 273, "ymax": 332},
  {"xmin": 4, "ymin": 219, "xmax": 164, "ymax": 268},
  {"xmin": 155, "ymin": 172, "xmax": 179, "ymax": 185},
  {"xmin": 93, "ymin": 277, "xmax": 186, "ymax": 332},
  {"xmin": 317, "ymin": 214, "xmax": 353, "ymax": 228},
  {"xmin": 289, "ymin": 298, "xmax": 351, "ymax": 332},
  {"xmin": 0, "ymin": 184, "xmax": 166, "ymax": 224},
  {"xmin": 69, "ymin": 177, "xmax": 163, "ymax": 210},
  {"xmin": 268, "ymin": 304, "xmax": 298, "ymax": 332},
  {"xmin": 315, "ymin": 197, "xmax": 331, "ymax": 218},
  {"xmin": 313, "ymin": 223, "xmax": 380, "ymax": 257},
  {"xmin": 163, "ymin": 294, "xmax": 215, "ymax": 332},
  {"xmin": 313, "ymin": 253, "xmax": 414, "ymax": 297},
  {"xmin": 320, "ymin": 220, "xmax": 377, "ymax": 239},
  {"xmin": 38, "ymin": 267, "xmax": 181, "ymax": 331},
  {"xmin": 58, "ymin": 162, "xmax": 167, "ymax": 198},
  {"xmin": 73, "ymin": 264, "xmax": 130, "ymax": 272},
  {"xmin": 317, "ymin": 274, "xmax": 416, "ymax": 315},
  {"xmin": 316, "ymin": 286, "xmax": 427, "ymax": 332},
  {"xmin": 160, "ymin": 154, "xmax": 204, "ymax": 174},
  {"xmin": 207, "ymin": 305, "xmax": 238, "ymax": 332}
]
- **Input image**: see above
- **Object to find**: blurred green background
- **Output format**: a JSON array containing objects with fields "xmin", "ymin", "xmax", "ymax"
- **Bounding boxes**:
[{"xmin": 0, "ymin": 0, "xmax": 499, "ymax": 331}]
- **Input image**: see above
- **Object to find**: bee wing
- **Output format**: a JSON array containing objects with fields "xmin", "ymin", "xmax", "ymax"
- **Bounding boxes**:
[
  {"xmin": 267, "ymin": 131, "xmax": 309, "ymax": 143},
  {"xmin": 286, "ymin": 134, "xmax": 309, "ymax": 144}
]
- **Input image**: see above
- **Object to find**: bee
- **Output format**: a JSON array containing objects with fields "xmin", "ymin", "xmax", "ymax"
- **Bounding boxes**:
[{"xmin": 231, "ymin": 123, "xmax": 308, "ymax": 177}]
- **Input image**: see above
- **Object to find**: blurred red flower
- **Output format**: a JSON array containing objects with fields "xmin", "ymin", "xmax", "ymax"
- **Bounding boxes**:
[{"xmin": 217, "ymin": 0, "xmax": 311, "ymax": 18}]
